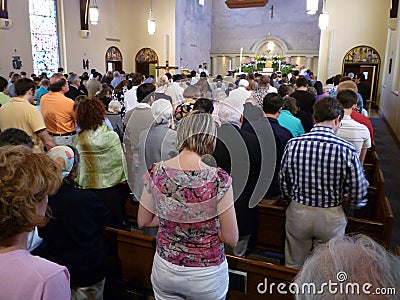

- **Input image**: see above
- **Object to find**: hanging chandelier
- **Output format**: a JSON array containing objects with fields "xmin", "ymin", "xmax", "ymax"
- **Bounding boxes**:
[
  {"xmin": 318, "ymin": 0, "xmax": 329, "ymax": 29},
  {"xmin": 148, "ymin": 0, "xmax": 156, "ymax": 35},
  {"xmin": 306, "ymin": 0, "xmax": 318, "ymax": 15},
  {"xmin": 89, "ymin": 0, "xmax": 99, "ymax": 25}
]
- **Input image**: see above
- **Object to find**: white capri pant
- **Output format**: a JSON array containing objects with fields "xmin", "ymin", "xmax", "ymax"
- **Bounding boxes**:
[{"xmin": 151, "ymin": 252, "xmax": 229, "ymax": 300}]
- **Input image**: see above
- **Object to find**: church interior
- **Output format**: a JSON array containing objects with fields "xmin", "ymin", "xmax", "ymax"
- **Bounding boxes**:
[{"xmin": 0, "ymin": 0, "xmax": 400, "ymax": 299}]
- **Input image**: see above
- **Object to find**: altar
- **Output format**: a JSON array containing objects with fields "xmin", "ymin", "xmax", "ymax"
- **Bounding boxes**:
[{"xmin": 210, "ymin": 36, "xmax": 319, "ymax": 77}]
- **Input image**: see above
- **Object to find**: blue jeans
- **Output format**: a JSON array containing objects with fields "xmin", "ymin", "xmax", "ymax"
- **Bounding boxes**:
[{"xmin": 151, "ymin": 252, "xmax": 228, "ymax": 300}]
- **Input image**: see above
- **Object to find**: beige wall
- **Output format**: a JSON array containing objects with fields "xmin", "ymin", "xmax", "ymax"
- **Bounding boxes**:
[
  {"xmin": 0, "ymin": 0, "xmax": 176, "ymax": 76},
  {"xmin": 380, "ymin": 15, "xmax": 400, "ymax": 138},
  {"xmin": 318, "ymin": 0, "xmax": 391, "ymax": 85},
  {"xmin": 0, "ymin": 0, "xmax": 32, "ymax": 75}
]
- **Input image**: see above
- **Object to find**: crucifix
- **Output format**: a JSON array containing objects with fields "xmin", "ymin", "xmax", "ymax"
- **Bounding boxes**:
[{"xmin": 155, "ymin": 60, "xmax": 178, "ymax": 76}]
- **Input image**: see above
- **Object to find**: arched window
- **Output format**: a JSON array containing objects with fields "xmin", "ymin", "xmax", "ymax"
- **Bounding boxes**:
[{"xmin": 29, "ymin": 0, "xmax": 60, "ymax": 75}]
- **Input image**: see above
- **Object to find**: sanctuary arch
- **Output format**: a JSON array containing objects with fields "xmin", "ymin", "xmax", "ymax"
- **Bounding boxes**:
[
  {"xmin": 135, "ymin": 48, "xmax": 158, "ymax": 78},
  {"xmin": 105, "ymin": 46, "xmax": 123, "ymax": 72},
  {"xmin": 250, "ymin": 37, "xmax": 288, "ymax": 57},
  {"xmin": 342, "ymin": 45, "xmax": 381, "ymax": 103}
]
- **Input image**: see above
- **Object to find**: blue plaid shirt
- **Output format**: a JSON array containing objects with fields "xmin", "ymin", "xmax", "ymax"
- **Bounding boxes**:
[{"xmin": 280, "ymin": 126, "xmax": 369, "ymax": 209}]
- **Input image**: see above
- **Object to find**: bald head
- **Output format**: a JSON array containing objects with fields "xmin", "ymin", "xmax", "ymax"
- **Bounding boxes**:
[{"xmin": 49, "ymin": 73, "xmax": 69, "ymax": 93}]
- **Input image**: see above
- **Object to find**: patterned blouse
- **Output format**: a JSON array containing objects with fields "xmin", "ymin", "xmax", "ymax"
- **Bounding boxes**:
[{"xmin": 143, "ymin": 163, "xmax": 232, "ymax": 267}]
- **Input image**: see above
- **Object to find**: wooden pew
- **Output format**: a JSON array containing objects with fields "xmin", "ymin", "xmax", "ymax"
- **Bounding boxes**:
[
  {"xmin": 125, "ymin": 197, "xmax": 139, "ymax": 225},
  {"xmin": 104, "ymin": 227, "xmax": 155, "ymax": 299},
  {"xmin": 226, "ymin": 255, "xmax": 297, "ymax": 299},
  {"xmin": 347, "ymin": 196, "xmax": 394, "ymax": 248},
  {"xmin": 363, "ymin": 150, "xmax": 380, "ymax": 188},
  {"xmin": 256, "ymin": 187, "xmax": 394, "ymax": 253},
  {"xmin": 124, "ymin": 172, "xmax": 392, "ymax": 252},
  {"xmin": 104, "ymin": 227, "xmax": 298, "ymax": 300},
  {"xmin": 353, "ymin": 170, "xmax": 384, "ymax": 220},
  {"xmin": 256, "ymin": 203, "xmax": 286, "ymax": 253}
]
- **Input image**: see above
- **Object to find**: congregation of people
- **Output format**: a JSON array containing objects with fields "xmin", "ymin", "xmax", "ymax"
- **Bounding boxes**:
[{"xmin": 1, "ymin": 64, "xmax": 399, "ymax": 300}]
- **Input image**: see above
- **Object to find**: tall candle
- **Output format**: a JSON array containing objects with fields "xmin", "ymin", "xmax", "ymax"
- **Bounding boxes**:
[
  {"xmin": 229, "ymin": 59, "xmax": 232, "ymax": 71},
  {"xmin": 239, "ymin": 47, "xmax": 243, "ymax": 73},
  {"xmin": 164, "ymin": 34, "xmax": 169, "ymax": 63}
]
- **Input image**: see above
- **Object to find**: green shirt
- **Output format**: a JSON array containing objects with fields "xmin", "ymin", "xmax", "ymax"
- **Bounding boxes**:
[{"xmin": 0, "ymin": 92, "xmax": 11, "ymax": 106}]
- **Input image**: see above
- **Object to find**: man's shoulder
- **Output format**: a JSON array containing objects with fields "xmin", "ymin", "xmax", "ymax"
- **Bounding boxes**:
[
  {"xmin": 343, "ymin": 118, "xmax": 369, "ymax": 131},
  {"xmin": 124, "ymin": 87, "xmax": 137, "ymax": 96},
  {"xmin": 288, "ymin": 129, "xmax": 355, "ymax": 148},
  {"xmin": 239, "ymin": 127, "xmax": 260, "ymax": 146},
  {"xmin": 272, "ymin": 120, "xmax": 293, "ymax": 140},
  {"xmin": 125, "ymin": 107, "xmax": 152, "ymax": 126},
  {"xmin": 291, "ymin": 90, "xmax": 314, "ymax": 98},
  {"xmin": 351, "ymin": 111, "xmax": 371, "ymax": 125}
]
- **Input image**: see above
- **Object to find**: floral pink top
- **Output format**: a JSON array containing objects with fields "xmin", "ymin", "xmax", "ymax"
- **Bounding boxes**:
[{"xmin": 143, "ymin": 163, "xmax": 232, "ymax": 267}]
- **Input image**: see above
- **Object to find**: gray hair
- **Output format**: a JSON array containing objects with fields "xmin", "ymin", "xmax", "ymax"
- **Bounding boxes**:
[
  {"xmin": 156, "ymin": 75, "xmax": 169, "ymax": 88},
  {"xmin": 151, "ymin": 99, "xmax": 172, "ymax": 124},
  {"xmin": 108, "ymin": 100, "xmax": 121, "ymax": 112},
  {"xmin": 176, "ymin": 111, "xmax": 217, "ymax": 155},
  {"xmin": 282, "ymin": 96, "xmax": 298, "ymax": 115},
  {"xmin": 212, "ymin": 89, "xmax": 227, "ymax": 102},
  {"xmin": 294, "ymin": 234, "xmax": 400, "ymax": 300},
  {"xmin": 67, "ymin": 73, "xmax": 80, "ymax": 85},
  {"xmin": 218, "ymin": 101, "xmax": 242, "ymax": 123},
  {"xmin": 245, "ymin": 97, "xmax": 258, "ymax": 106}
]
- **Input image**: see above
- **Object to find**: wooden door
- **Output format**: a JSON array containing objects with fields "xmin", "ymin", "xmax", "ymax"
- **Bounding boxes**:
[{"xmin": 136, "ymin": 63, "xmax": 149, "ymax": 77}]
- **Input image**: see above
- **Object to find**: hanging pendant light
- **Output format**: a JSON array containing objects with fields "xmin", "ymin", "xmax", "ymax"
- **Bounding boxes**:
[
  {"xmin": 89, "ymin": 0, "xmax": 99, "ymax": 25},
  {"xmin": 306, "ymin": 0, "xmax": 318, "ymax": 15},
  {"xmin": 318, "ymin": 12, "xmax": 329, "ymax": 29},
  {"xmin": 148, "ymin": 0, "xmax": 156, "ymax": 35}
]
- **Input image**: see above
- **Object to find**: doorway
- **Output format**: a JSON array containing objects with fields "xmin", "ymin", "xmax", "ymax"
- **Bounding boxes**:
[
  {"xmin": 107, "ymin": 61, "xmax": 122, "ymax": 72},
  {"xmin": 136, "ymin": 63, "xmax": 157, "ymax": 77},
  {"xmin": 135, "ymin": 48, "xmax": 158, "ymax": 77},
  {"xmin": 105, "ymin": 46, "xmax": 123, "ymax": 72},
  {"xmin": 342, "ymin": 46, "xmax": 381, "ymax": 104}
]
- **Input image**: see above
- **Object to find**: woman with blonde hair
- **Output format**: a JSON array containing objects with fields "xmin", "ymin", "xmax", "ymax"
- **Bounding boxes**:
[
  {"xmin": 0, "ymin": 145, "xmax": 70, "ymax": 299},
  {"xmin": 138, "ymin": 111, "xmax": 238, "ymax": 299}
]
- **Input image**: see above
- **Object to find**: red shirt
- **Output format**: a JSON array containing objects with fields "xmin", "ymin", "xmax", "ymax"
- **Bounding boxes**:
[{"xmin": 351, "ymin": 110, "xmax": 374, "ymax": 142}]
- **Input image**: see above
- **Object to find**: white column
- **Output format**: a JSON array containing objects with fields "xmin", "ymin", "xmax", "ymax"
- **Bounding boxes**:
[
  {"xmin": 306, "ymin": 56, "xmax": 312, "ymax": 69},
  {"xmin": 317, "ymin": 29, "xmax": 331, "ymax": 83}
]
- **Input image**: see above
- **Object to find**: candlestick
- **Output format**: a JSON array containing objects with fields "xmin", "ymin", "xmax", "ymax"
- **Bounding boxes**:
[
  {"xmin": 239, "ymin": 47, "xmax": 243, "ymax": 73},
  {"xmin": 164, "ymin": 34, "xmax": 169, "ymax": 63}
]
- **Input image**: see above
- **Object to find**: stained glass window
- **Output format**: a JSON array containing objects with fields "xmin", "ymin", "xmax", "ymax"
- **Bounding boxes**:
[{"xmin": 29, "ymin": 0, "xmax": 60, "ymax": 76}]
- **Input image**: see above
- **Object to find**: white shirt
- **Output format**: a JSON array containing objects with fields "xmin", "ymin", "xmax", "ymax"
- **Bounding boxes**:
[
  {"xmin": 124, "ymin": 86, "xmax": 139, "ymax": 112},
  {"xmin": 229, "ymin": 87, "xmax": 252, "ymax": 104},
  {"xmin": 337, "ymin": 115, "xmax": 371, "ymax": 155},
  {"xmin": 267, "ymin": 86, "xmax": 278, "ymax": 94},
  {"xmin": 168, "ymin": 82, "xmax": 184, "ymax": 105}
]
